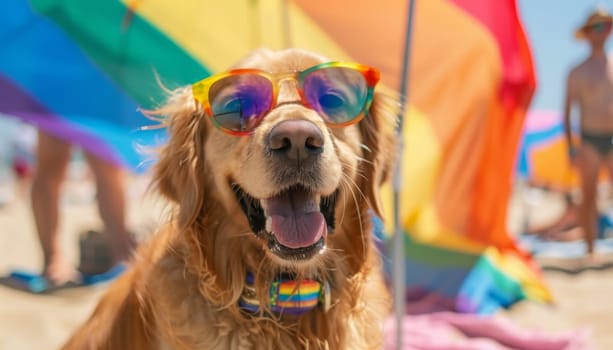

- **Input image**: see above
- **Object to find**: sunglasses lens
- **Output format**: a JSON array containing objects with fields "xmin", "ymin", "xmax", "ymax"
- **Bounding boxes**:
[
  {"xmin": 303, "ymin": 67, "xmax": 369, "ymax": 125},
  {"xmin": 590, "ymin": 22, "xmax": 611, "ymax": 33},
  {"xmin": 208, "ymin": 74, "xmax": 273, "ymax": 133}
]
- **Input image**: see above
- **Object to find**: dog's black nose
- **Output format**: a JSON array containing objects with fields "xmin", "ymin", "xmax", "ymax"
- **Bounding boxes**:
[{"xmin": 268, "ymin": 120, "xmax": 324, "ymax": 161}]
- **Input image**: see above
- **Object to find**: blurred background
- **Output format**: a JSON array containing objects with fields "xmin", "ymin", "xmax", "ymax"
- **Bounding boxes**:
[{"xmin": 0, "ymin": 0, "xmax": 612, "ymax": 349}]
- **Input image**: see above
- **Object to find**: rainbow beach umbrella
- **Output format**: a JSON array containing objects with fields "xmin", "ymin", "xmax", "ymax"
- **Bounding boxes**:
[
  {"xmin": 377, "ymin": 0, "xmax": 553, "ymax": 314},
  {"xmin": 516, "ymin": 109, "xmax": 579, "ymax": 190}
]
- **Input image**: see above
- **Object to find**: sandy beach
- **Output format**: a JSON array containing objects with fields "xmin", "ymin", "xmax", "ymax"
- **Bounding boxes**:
[
  {"xmin": 506, "ymin": 260, "xmax": 613, "ymax": 350},
  {"xmin": 0, "ymin": 174, "xmax": 166, "ymax": 349},
  {"xmin": 0, "ymin": 176, "xmax": 612, "ymax": 349}
]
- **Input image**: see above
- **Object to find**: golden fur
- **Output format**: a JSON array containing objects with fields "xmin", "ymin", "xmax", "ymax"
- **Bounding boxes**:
[{"xmin": 62, "ymin": 48, "xmax": 398, "ymax": 350}]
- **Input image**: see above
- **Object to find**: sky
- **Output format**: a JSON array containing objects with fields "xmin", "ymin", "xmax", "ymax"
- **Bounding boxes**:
[{"xmin": 518, "ymin": 0, "xmax": 613, "ymax": 112}]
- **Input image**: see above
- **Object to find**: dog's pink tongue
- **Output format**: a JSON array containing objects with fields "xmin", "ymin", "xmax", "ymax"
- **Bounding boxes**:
[{"xmin": 264, "ymin": 188, "xmax": 326, "ymax": 249}]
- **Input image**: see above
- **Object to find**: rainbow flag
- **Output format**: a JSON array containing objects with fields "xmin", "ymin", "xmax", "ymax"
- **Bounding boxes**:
[{"xmin": 1, "ymin": 0, "xmax": 550, "ymax": 312}]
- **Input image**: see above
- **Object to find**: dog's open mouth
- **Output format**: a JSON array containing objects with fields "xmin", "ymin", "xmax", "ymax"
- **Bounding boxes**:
[{"xmin": 233, "ymin": 184, "xmax": 337, "ymax": 260}]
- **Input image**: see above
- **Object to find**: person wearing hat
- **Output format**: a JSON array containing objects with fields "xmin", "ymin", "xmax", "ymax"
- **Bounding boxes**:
[{"xmin": 564, "ymin": 9, "xmax": 613, "ymax": 260}]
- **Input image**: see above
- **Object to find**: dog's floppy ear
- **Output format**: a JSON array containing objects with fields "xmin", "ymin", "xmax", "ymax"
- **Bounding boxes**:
[
  {"xmin": 358, "ymin": 91, "xmax": 399, "ymax": 218},
  {"xmin": 150, "ymin": 87, "xmax": 208, "ymax": 227}
]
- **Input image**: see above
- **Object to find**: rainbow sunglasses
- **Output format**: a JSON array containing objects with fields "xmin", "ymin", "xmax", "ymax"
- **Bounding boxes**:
[{"xmin": 192, "ymin": 62, "xmax": 380, "ymax": 136}]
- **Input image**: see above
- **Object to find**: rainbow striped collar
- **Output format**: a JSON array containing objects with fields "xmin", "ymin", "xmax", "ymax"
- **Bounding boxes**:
[{"xmin": 239, "ymin": 273, "xmax": 331, "ymax": 315}]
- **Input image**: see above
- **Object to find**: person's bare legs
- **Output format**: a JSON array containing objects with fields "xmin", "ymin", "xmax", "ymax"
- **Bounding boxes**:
[
  {"xmin": 576, "ymin": 144, "xmax": 601, "ymax": 259},
  {"xmin": 84, "ymin": 152, "xmax": 134, "ymax": 264},
  {"xmin": 31, "ymin": 132, "xmax": 77, "ymax": 284}
]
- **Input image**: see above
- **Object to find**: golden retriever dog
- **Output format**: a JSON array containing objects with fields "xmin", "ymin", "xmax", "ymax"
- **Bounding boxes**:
[{"xmin": 62, "ymin": 48, "xmax": 398, "ymax": 350}]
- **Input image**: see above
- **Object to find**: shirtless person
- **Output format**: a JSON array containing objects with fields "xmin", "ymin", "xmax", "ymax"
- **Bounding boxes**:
[{"xmin": 564, "ymin": 9, "xmax": 613, "ymax": 260}]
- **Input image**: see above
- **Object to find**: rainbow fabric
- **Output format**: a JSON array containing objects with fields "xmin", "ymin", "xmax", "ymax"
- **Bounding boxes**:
[
  {"xmin": 0, "ymin": 0, "xmax": 207, "ymax": 171},
  {"xmin": 0, "ymin": 0, "xmax": 550, "ymax": 313},
  {"xmin": 517, "ymin": 110, "xmax": 573, "ymax": 189},
  {"xmin": 515, "ymin": 109, "xmax": 608, "ymax": 190},
  {"xmin": 374, "ymin": 0, "xmax": 552, "ymax": 313}
]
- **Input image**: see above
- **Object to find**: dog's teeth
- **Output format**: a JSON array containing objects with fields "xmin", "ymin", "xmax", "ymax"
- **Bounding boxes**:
[{"xmin": 266, "ymin": 216, "xmax": 273, "ymax": 232}]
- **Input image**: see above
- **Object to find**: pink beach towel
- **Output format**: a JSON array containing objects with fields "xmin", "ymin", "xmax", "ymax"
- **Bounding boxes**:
[{"xmin": 383, "ymin": 312, "xmax": 593, "ymax": 350}]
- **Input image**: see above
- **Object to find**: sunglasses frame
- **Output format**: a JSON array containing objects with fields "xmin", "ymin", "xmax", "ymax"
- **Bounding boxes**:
[{"xmin": 192, "ymin": 61, "xmax": 380, "ymax": 136}]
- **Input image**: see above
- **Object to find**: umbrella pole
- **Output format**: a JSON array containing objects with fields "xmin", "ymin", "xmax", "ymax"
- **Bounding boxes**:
[{"xmin": 393, "ymin": 0, "xmax": 416, "ymax": 349}]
